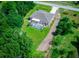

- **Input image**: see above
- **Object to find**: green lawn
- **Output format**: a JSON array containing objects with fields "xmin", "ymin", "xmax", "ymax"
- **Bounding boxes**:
[
  {"xmin": 22, "ymin": 4, "xmax": 51, "ymax": 49},
  {"xmin": 26, "ymin": 26, "xmax": 49, "ymax": 48},
  {"xmin": 35, "ymin": 4, "xmax": 51, "ymax": 12}
]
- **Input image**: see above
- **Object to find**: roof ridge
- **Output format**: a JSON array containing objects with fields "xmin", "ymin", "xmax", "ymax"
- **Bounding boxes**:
[
  {"xmin": 43, "ymin": 12, "xmax": 51, "ymax": 23},
  {"xmin": 43, "ymin": 12, "xmax": 48, "ymax": 24}
]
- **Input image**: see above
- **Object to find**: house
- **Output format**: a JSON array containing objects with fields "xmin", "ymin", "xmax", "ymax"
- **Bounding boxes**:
[{"xmin": 29, "ymin": 6, "xmax": 59, "ymax": 29}]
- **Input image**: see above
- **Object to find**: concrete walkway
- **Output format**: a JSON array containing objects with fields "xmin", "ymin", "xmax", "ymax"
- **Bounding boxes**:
[{"xmin": 37, "ymin": 14, "xmax": 60, "ymax": 51}]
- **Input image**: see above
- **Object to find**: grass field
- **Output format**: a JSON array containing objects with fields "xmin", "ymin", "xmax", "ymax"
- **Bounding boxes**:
[
  {"xmin": 26, "ymin": 26, "xmax": 49, "ymax": 48},
  {"xmin": 59, "ymin": 8, "xmax": 79, "ymax": 24}
]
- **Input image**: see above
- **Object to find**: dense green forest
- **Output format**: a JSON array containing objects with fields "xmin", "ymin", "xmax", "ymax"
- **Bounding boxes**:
[
  {"xmin": 51, "ymin": 16, "xmax": 79, "ymax": 58},
  {"xmin": 0, "ymin": 1, "xmax": 35, "ymax": 57}
]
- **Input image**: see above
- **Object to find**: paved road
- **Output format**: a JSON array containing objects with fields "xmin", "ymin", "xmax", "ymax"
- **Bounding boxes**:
[
  {"xmin": 37, "ymin": 14, "xmax": 60, "ymax": 51},
  {"xmin": 34, "ymin": 2, "xmax": 79, "ymax": 12}
]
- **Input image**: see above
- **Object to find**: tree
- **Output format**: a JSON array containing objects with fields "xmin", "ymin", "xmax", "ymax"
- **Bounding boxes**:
[
  {"xmin": 51, "ymin": 34, "xmax": 78, "ymax": 58},
  {"xmin": 0, "ymin": 1, "xmax": 35, "ymax": 58},
  {"xmin": 1, "ymin": 2, "xmax": 16, "ymax": 15},
  {"xmin": 1, "ymin": 2, "xmax": 23, "ymax": 28},
  {"xmin": 71, "ymin": 30, "xmax": 79, "ymax": 56},
  {"xmin": 0, "ymin": 12, "xmax": 9, "ymax": 35},
  {"xmin": 72, "ymin": 20, "xmax": 79, "ymax": 28},
  {"xmin": 55, "ymin": 16, "xmax": 73, "ymax": 35},
  {"xmin": 1, "ymin": 1, "xmax": 35, "ymax": 28},
  {"xmin": 7, "ymin": 10, "xmax": 23, "ymax": 28},
  {"xmin": 0, "ymin": 28, "xmax": 33, "ymax": 58},
  {"xmin": 73, "ymin": 1, "xmax": 79, "ymax": 5},
  {"xmin": 15, "ymin": 1, "xmax": 35, "ymax": 17}
]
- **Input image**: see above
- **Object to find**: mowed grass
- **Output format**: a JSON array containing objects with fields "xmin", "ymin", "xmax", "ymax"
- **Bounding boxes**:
[
  {"xmin": 26, "ymin": 26, "xmax": 49, "ymax": 49},
  {"xmin": 22, "ymin": 4, "xmax": 51, "ymax": 49},
  {"xmin": 35, "ymin": 4, "xmax": 51, "ymax": 12}
]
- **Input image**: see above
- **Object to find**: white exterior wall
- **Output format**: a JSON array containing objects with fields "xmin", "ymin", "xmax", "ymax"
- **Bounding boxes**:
[{"xmin": 32, "ymin": 18, "xmax": 40, "ymax": 22}]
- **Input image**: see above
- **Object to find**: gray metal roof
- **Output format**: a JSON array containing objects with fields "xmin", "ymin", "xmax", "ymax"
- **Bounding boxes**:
[{"xmin": 30, "ymin": 10, "xmax": 54, "ymax": 26}]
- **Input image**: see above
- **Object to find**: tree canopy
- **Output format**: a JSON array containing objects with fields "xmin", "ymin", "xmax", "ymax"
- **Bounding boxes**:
[
  {"xmin": 55, "ymin": 16, "xmax": 73, "ymax": 35},
  {"xmin": 51, "ymin": 16, "xmax": 79, "ymax": 58},
  {"xmin": 0, "ymin": 1, "xmax": 35, "ymax": 57}
]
